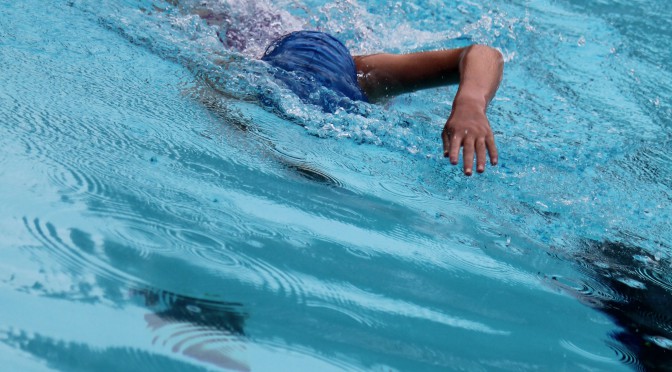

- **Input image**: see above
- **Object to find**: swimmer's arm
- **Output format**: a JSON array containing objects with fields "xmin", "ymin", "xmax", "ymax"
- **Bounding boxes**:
[{"xmin": 353, "ymin": 45, "xmax": 504, "ymax": 175}]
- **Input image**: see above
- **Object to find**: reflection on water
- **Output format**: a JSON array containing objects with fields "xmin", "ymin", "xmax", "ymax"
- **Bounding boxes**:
[
  {"xmin": 135, "ymin": 289, "xmax": 246, "ymax": 335},
  {"xmin": 2, "ymin": 334, "xmax": 214, "ymax": 372},
  {"xmin": 23, "ymin": 215, "xmax": 250, "ymax": 370},
  {"xmin": 1, "ymin": 288, "xmax": 249, "ymax": 372},
  {"xmin": 134, "ymin": 289, "xmax": 249, "ymax": 371},
  {"xmin": 583, "ymin": 241, "xmax": 672, "ymax": 370},
  {"xmin": 546, "ymin": 240, "xmax": 672, "ymax": 370}
]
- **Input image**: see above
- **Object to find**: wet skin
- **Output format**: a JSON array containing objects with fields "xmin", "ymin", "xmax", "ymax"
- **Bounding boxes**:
[{"xmin": 354, "ymin": 45, "xmax": 503, "ymax": 175}]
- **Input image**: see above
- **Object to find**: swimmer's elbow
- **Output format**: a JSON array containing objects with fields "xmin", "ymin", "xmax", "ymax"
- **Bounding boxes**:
[{"xmin": 463, "ymin": 44, "xmax": 504, "ymax": 69}]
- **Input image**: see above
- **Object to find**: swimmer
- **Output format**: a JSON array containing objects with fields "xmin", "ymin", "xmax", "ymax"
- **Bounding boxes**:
[
  {"xmin": 261, "ymin": 31, "xmax": 503, "ymax": 176},
  {"xmin": 193, "ymin": 6, "xmax": 503, "ymax": 175}
]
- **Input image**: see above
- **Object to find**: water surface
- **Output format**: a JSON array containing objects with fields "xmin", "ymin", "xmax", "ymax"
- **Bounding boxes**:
[{"xmin": 1, "ymin": 0, "xmax": 671, "ymax": 370}]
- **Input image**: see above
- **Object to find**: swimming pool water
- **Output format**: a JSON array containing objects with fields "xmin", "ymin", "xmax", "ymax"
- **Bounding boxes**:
[{"xmin": 1, "ymin": 0, "xmax": 671, "ymax": 370}]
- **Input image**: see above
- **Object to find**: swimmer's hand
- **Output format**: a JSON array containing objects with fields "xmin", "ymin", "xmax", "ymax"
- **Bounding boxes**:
[
  {"xmin": 354, "ymin": 45, "xmax": 504, "ymax": 176},
  {"xmin": 442, "ymin": 97, "xmax": 498, "ymax": 176}
]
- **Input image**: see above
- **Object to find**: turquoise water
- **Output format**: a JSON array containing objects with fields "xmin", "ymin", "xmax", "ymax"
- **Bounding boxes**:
[{"xmin": 1, "ymin": 0, "xmax": 671, "ymax": 370}]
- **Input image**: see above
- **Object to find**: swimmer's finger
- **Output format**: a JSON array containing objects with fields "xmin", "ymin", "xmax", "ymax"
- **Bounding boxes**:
[
  {"xmin": 441, "ymin": 127, "xmax": 451, "ymax": 158},
  {"xmin": 449, "ymin": 133, "xmax": 462, "ymax": 165},
  {"xmin": 486, "ymin": 133, "xmax": 498, "ymax": 165},
  {"xmin": 463, "ymin": 139, "xmax": 475, "ymax": 176},
  {"xmin": 476, "ymin": 138, "xmax": 487, "ymax": 173}
]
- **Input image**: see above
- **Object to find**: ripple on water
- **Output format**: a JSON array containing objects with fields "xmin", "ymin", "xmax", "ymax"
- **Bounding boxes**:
[
  {"xmin": 8, "ymin": 99, "xmax": 162, "ymax": 211},
  {"xmin": 47, "ymin": 156, "xmax": 109, "ymax": 202},
  {"xmin": 156, "ymin": 200, "xmax": 213, "ymax": 227},
  {"xmin": 23, "ymin": 217, "xmax": 145, "ymax": 287},
  {"xmin": 635, "ymin": 266, "xmax": 672, "ymax": 293},
  {"xmin": 606, "ymin": 342, "xmax": 643, "ymax": 369},
  {"xmin": 1, "ymin": 331, "xmax": 220, "ymax": 372},
  {"xmin": 86, "ymin": 194, "xmax": 250, "ymax": 267},
  {"xmin": 181, "ymin": 158, "xmax": 226, "ymax": 179},
  {"xmin": 107, "ymin": 218, "xmax": 180, "ymax": 258},
  {"xmin": 541, "ymin": 273, "xmax": 625, "ymax": 307},
  {"xmin": 559, "ymin": 339, "xmax": 623, "ymax": 366},
  {"xmin": 171, "ymin": 228, "xmax": 244, "ymax": 269},
  {"xmin": 283, "ymin": 161, "xmax": 343, "ymax": 187},
  {"xmin": 260, "ymin": 123, "xmax": 346, "ymax": 188},
  {"xmin": 236, "ymin": 254, "xmax": 309, "ymax": 304},
  {"xmin": 305, "ymin": 300, "xmax": 378, "ymax": 327},
  {"xmin": 378, "ymin": 179, "xmax": 425, "ymax": 203}
]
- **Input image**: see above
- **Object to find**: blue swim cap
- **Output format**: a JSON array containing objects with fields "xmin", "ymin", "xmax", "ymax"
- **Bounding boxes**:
[{"xmin": 261, "ymin": 31, "xmax": 367, "ymax": 111}]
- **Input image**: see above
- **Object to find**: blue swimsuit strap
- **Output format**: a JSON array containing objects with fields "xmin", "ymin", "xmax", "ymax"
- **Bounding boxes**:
[{"xmin": 261, "ymin": 31, "xmax": 367, "ymax": 104}]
